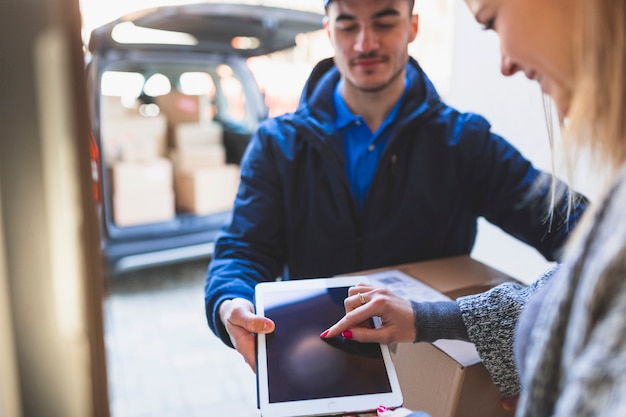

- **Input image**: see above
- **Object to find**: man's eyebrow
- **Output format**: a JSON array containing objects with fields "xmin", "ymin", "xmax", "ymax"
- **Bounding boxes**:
[
  {"xmin": 372, "ymin": 8, "xmax": 401, "ymax": 19},
  {"xmin": 334, "ymin": 8, "xmax": 401, "ymax": 23},
  {"xmin": 335, "ymin": 13, "xmax": 356, "ymax": 22}
]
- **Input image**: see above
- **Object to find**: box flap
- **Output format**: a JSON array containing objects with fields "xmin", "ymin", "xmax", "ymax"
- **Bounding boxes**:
[
  {"xmin": 433, "ymin": 340, "xmax": 481, "ymax": 367},
  {"xmin": 397, "ymin": 256, "xmax": 515, "ymax": 295}
]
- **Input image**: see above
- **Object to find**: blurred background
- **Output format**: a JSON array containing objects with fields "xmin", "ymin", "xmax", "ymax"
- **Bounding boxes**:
[
  {"xmin": 79, "ymin": 0, "xmax": 604, "ymax": 281},
  {"xmin": 81, "ymin": 1, "xmax": 604, "ymax": 417},
  {"xmin": 0, "ymin": 1, "xmax": 604, "ymax": 417}
]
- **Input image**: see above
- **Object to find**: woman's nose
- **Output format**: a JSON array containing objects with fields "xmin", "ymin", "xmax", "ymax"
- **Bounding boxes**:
[{"xmin": 500, "ymin": 51, "xmax": 520, "ymax": 77}]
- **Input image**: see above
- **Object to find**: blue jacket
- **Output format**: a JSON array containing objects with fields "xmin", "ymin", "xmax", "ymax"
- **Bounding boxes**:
[{"xmin": 204, "ymin": 57, "xmax": 587, "ymax": 345}]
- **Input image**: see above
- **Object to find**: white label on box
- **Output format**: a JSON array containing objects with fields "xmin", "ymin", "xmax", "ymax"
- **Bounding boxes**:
[
  {"xmin": 368, "ymin": 269, "xmax": 481, "ymax": 367},
  {"xmin": 367, "ymin": 269, "xmax": 451, "ymax": 302}
]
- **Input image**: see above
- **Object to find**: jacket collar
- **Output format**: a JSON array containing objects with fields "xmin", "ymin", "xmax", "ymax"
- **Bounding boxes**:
[{"xmin": 297, "ymin": 56, "xmax": 443, "ymax": 129}]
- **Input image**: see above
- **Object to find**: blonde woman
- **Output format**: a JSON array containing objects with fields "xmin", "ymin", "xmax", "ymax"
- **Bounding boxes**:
[{"xmin": 324, "ymin": 0, "xmax": 626, "ymax": 415}]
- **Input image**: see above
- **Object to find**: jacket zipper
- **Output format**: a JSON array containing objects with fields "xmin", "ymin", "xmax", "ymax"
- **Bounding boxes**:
[
  {"xmin": 385, "ymin": 154, "xmax": 398, "ymax": 216},
  {"xmin": 313, "ymin": 129, "xmax": 364, "ymax": 271}
]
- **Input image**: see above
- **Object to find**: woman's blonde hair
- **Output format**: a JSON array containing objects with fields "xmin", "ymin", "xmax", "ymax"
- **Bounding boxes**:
[{"xmin": 566, "ymin": 0, "xmax": 626, "ymax": 173}]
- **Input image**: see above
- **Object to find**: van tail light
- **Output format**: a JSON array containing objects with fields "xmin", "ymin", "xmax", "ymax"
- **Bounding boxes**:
[{"xmin": 89, "ymin": 132, "xmax": 101, "ymax": 202}]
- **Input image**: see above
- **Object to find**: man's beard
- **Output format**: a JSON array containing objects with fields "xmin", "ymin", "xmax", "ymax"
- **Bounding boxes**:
[{"xmin": 347, "ymin": 53, "xmax": 406, "ymax": 93}]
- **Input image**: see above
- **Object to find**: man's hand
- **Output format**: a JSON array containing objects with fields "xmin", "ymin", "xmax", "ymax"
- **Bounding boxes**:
[{"xmin": 219, "ymin": 298, "xmax": 275, "ymax": 373}]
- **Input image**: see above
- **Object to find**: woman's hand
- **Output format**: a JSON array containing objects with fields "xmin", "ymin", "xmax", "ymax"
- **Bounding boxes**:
[
  {"xmin": 377, "ymin": 405, "xmax": 428, "ymax": 416},
  {"xmin": 501, "ymin": 394, "xmax": 519, "ymax": 411},
  {"xmin": 320, "ymin": 284, "xmax": 416, "ymax": 344}
]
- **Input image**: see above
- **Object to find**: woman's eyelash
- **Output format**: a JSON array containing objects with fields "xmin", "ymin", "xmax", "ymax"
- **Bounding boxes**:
[{"xmin": 481, "ymin": 18, "xmax": 495, "ymax": 31}]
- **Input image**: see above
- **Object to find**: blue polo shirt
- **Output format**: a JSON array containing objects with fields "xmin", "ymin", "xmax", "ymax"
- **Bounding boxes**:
[{"xmin": 333, "ymin": 78, "xmax": 408, "ymax": 209}]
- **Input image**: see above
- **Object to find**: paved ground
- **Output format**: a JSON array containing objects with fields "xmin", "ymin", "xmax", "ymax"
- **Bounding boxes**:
[{"xmin": 103, "ymin": 259, "xmax": 260, "ymax": 417}]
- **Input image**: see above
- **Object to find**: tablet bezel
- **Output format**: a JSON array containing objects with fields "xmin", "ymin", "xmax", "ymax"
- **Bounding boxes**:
[{"xmin": 255, "ymin": 275, "xmax": 403, "ymax": 417}]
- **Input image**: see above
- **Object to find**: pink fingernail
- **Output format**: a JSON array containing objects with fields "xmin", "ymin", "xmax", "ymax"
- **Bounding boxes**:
[
  {"xmin": 377, "ymin": 405, "xmax": 389, "ymax": 413},
  {"xmin": 342, "ymin": 330, "xmax": 353, "ymax": 339},
  {"xmin": 319, "ymin": 330, "xmax": 329, "ymax": 339}
]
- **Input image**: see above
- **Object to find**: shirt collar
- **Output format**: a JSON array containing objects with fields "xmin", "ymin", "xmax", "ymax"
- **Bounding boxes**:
[
  {"xmin": 333, "ymin": 80, "xmax": 360, "ymax": 129},
  {"xmin": 332, "ymin": 77, "xmax": 410, "ymax": 130}
]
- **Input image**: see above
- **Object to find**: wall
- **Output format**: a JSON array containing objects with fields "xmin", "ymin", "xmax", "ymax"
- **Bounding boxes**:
[
  {"xmin": 441, "ymin": 1, "xmax": 603, "ymax": 283},
  {"xmin": 0, "ymin": 0, "xmax": 109, "ymax": 415}
]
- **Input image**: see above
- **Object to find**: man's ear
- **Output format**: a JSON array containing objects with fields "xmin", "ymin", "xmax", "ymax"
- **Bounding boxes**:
[
  {"xmin": 323, "ymin": 16, "xmax": 331, "ymax": 39},
  {"xmin": 409, "ymin": 13, "xmax": 419, "ymax": 42}
]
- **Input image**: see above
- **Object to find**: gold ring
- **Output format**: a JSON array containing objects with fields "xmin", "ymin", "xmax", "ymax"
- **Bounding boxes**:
[{"xmin": 358, "ymin": 292, "xmax": 366, "ymax": 305}]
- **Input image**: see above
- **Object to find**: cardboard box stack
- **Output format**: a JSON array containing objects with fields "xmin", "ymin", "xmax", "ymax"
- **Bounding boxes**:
[
  {"xmin": 102, "ymin": 95, "xmax": 174, "ymax": 226},
  {"xmin": 110, "ymin": 158, "xmax": 175, "ymax": 226},
  {"xmin": 174, "ymin": 164, "xmax": 240, "ymax": 214},
  {"xmin": 102, "ymin": 89, "xmax": 241, "ymax": 225},
  {"xmin": 354, "ymin": 256, "xmax": 519, "ymax": 417},
  {"xmin": 170, "ymin": 122, "xmax": 240, "ymax": 215},
  {"xmin": 156, "ymin": 89, "xmax": 240, "ymax": 215},
  {"xmin": 169, "ymin": 121, "xmax": 226, "ymax": 171},
  {"xmin": 155, "ymin": 89, "xmax": 214, "ymax": 125},
  {"xmin": 100, "ymin": 95, "xmax": 168, "ymax": 165},
  {"xmin": 155, "ymin": 90, "xmax": 216, "ymax": 148}
]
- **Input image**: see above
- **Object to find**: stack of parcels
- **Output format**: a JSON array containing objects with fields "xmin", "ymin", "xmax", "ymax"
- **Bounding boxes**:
[
  {"xmin": 167, "ymin": 119, "xmax": 240, "ymax": 216},
  {"xmin": 110, "ymin": 158, "xmax": 175, "ymax": 227},
  {"xmin": 100, "ymin": 95, "xmax": 168, "ymax": 165},
  {"xmin": 102, "ymin": 95, "xmax": 175, "ymax": 226},
  {"xmin": 155, "ymin": 89, "xmax": 215, "ymax": 126}
]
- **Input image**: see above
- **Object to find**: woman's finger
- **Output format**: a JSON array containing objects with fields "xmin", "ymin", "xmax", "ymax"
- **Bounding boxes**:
[
  {"xmin": 321, "ymin": 302, "xmax": 381, "ymax": 339},
  {"xmin": 348, "ymin": 284, "xmax": 375, "ymax": 297},
  {"xmin": 345, "ymin": 290, "xmax": 372, "ymax": 312}
]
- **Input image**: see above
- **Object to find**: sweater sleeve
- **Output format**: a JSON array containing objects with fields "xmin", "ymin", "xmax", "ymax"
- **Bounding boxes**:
[
  {"xmin": 411, "ymin": 300, "xmax": 469, "ymax": 343},
  {"xmin": 457, "ymin": 267, "xmax": 559, "ymax": 397}
]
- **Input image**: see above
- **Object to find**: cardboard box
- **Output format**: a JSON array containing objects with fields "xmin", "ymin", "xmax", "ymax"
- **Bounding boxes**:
[
  {"xmin": 101, "ymin": 114, "xmax": 167, "ymax": 164},
  {"xmin": 110, "ymin": 158, "xmax": 173, "ymax": 195},
  {"xmin": 170, "ymin": 145, "xmax": 226, "ymax": 171},
  {"xmin": 174, "ymin": 165, "xmax": 240, "ymax": 214},
  {"xmin": 173, "ymin": 121, "xmax": 223, "ymax": 149},
  {"xmin": 155, "ymin": 91, "xmax": 214, "ymax": 124},
  {"xmin": 101, "ymin": 94, "xmax": 139, "ymax": 119},
  {"xmin": 360, "ymin": 256, "xmax": 518, "ymax": 417},
  {"xmin": 112, "ymin": 190, "xmax": 175, "ymax": 227}
]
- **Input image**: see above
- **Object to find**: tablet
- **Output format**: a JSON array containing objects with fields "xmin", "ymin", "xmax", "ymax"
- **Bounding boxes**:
[{"xmin": 255, "ymin": 276, "xmax": 403, "ymax": 417}]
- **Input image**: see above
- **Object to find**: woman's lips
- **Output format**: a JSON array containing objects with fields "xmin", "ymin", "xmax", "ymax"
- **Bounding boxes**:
[
  {"xmin": 528, "ymin": 71, "xmax": 549, "ymax": 94},
  {"xmin": 525, "ymin": 70, "xmax": 537, "ymax": 81}
]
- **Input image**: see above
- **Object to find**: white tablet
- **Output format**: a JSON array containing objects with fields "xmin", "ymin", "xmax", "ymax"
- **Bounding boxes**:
[{"xmin": 255, "ymin": 276, "xmax": 403, "ymax": 417}]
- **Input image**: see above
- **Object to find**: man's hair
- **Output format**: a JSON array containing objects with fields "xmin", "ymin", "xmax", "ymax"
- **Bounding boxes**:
[{"xmin": 324, "ymin": 0, "xmax": 416, "ymax": 13}]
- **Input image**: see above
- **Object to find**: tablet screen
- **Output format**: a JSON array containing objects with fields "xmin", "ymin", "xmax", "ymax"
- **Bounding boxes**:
[{"xmin": 255, "ymin": 276, "xmax": 403, "ymax": 417}]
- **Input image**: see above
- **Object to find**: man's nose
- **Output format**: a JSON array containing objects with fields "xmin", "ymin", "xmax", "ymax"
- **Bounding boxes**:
[{"xmin": 355, "ymin": 26, "xmax": 379, "ymax": 54}]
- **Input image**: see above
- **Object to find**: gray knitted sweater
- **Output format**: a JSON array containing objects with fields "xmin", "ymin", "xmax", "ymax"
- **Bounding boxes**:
[
  {"xmin": 514, "ymin": 166, "xmax": 626, "ymax": 416},
  {"xmin": 408, "ymin": 166, "xmax": 626, "ymax": 416},
  {"xmin": 411, "ymin": 258, "xmax": 558, "ymax": 397},
  {"xmin": 457, "ymin": 266, "xmax": 555, "ymax": 396}
]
